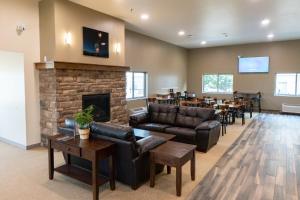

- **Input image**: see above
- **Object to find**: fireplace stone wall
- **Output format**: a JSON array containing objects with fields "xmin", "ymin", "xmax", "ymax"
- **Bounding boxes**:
[{"xmin": 38, "ymin": 63, "xmax": 129, "ymax": 145}]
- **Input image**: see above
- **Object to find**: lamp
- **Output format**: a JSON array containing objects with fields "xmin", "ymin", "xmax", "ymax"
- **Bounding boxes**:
[
  {"xmin": 113, "ymin": 42, "xmax": 121, "ymax": 54},
  {"xmin": 64, "ymin": 32, "xmax": 72, "ymax": 45}
]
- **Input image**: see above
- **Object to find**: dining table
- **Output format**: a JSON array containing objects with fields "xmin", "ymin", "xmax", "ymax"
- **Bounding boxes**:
[{"xmin": 213, "ymin": 103, "xmax": 245, "ymax": 125}]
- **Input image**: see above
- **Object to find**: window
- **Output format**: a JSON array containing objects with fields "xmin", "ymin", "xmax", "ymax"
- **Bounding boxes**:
[
  {"xmin": 202, "ymin": 74, "xmax": 233, "ymax": 93},
  {"xmin": 275, "ymin": 73, "xmax": 300, "ymax": 96},
  {"xmin": 126, "ymin": 72, "xmax": 147, "ymax": 99}
]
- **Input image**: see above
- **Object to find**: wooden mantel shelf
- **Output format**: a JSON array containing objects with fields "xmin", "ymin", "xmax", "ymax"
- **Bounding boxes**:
[{"xmin": 35, "ymin": 61, "xmax": 130, "ymax": 72}]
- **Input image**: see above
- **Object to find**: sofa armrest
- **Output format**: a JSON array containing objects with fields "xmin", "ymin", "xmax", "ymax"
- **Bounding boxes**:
[
  {"xmin": 129, "ymin": 112, "xmax": 149, "ymax": 127},
  {"xmin": 195, "ymin": 120, "xmax": 220, "ymax": 131},
  {"xmin": 136, "ymin": 135, "xmax": 166, "ymax": 154}
]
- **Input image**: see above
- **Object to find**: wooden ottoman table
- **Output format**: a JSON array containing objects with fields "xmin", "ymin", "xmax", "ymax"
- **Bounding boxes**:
[{"xmin": 149, "ymin": 141, "xmax": 196, "ymax": 196}]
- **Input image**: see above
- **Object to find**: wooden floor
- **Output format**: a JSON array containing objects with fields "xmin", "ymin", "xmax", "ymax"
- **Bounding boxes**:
[{"xmin": 188, "ymin": 114, "xmax": 300, "ymax": 200}]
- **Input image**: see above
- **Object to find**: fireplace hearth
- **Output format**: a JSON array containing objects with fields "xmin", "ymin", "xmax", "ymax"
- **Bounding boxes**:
[{"xmin": 82, "ymin": 93, "xmax": 110, "ymax": 122}]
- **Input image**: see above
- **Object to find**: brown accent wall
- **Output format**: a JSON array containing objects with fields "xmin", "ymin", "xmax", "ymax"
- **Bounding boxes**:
[{"xmin": 187, "ymin": 40, "xmax": 300, "ymax": 111}]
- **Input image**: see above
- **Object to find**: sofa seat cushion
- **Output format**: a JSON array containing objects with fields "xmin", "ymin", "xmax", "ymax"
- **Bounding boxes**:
[
  {"xmin": 175, "ymin": 107, "xmax": 215, "ymax": 128},
  {"xmin": 149, "ymin": 103, "xmax": 178, "ymax": 125},
  {"xmin": 137, "ymin": 123, "xmax": 171, "ymax": 132},
  {"xmin": 165, "ymin": 127, "xmax": 196, "ymax": 142}
]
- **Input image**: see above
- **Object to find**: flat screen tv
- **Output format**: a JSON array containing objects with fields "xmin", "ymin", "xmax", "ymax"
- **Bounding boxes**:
[
  {"xmin": 238, "ymin": 56, "xmax": 269, "ymax": 73},
  {"xmin": 83, "ymin": 27, "xmax": 109, "ymax": 58}
]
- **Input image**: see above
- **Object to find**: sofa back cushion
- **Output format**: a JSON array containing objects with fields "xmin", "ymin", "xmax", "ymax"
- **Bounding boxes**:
[
  {"xmin": 175, "ymin": 107, "xmax": 215, "ymax": 128},
  {"xmin": 149, "ymin": 103, "xmax": 178, "ymax": 125},
  {"xmin": 90, "ymin": 122, "xmax": 136, "ymax": 142}
]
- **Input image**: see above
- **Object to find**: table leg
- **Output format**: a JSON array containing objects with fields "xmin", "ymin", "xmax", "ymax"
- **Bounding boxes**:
[
  {"xmin": 66, "ymin": 153, "xmax": 71, "ymax": 165},
  {"xmin": 167, "ymin": 166, "xmax": 171, "ymax": 174},
  {"xmin": 191, "ymin": 150, "xmax": 195, "ymax": 181},
  {"xmin": 48, "ymin": 140, "xmax": 54, "ymax": 180},
  {"xmin": 232, "ymin": 111, "xmax": 236, "ymax": 124},
  {"xmin": 176, "ymin": 166, "xmax": 182, "ymax": 197},
  {"xmin": 150, "ymin": 153, "xmax": 155, "ymax": 187},
  {"xmin": 109, "ymin": 154, "xmax": 116, "ymax": 190},
  {"xmin": 92, "ymin": 152, "xmax": 99, "ymax": 200}
]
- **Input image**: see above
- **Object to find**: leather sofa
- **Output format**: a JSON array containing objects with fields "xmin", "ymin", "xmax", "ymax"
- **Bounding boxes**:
[
  {"xmin": 129, "ymin": 103, "xmax": 221, "ymax": 152},
  {"xmin": 58, "ymin": 119, "xmax": 166, "ymax": 190}
]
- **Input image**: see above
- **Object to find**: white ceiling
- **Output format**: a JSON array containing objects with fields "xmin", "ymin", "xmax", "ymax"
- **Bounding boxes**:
[{"xmin": 71, "ymin": 0, "xmax": 300, "ymax": 48}]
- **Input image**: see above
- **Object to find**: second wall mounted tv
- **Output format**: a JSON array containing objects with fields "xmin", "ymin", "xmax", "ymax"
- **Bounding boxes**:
[{"xmin": 238, "ymin": 56, "xmax": 269, "ymax": 73}]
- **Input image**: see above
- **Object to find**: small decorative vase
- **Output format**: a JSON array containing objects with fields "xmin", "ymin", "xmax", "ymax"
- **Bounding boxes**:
[{"xmin": 78, "ymin": 128, "xmax": 90, "ymax": 140}]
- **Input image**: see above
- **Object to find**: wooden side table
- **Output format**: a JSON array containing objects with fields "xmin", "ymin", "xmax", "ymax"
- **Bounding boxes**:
[
  {"xmin": 48, "ymin": 134, "xmax": 116, "ymax": 200},
  {"xmin": 149, "ymin": 141, "xmax": 196, "ymax": 196}
]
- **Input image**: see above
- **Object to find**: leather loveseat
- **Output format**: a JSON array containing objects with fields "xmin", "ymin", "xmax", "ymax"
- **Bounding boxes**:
[
  {"xmin": 129, "ymin": 103, "xmax": 221, "ymax": 152},
  {"xmin": 58, "ymin": 119, "xmax": 166, "ymax": 189}
]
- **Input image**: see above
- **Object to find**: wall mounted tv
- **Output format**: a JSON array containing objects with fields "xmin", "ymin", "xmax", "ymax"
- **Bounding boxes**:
[
  {"xmin": 238, "ymin": 56, "xmax": 269, "ymax": 73},
  {"xmin": 83, "ymin": 27, "xmax": 109, "ymax": 58}
]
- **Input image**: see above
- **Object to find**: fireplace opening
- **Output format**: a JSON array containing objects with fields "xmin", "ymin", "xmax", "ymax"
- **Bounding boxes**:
[{"xmin": 82, "ymin": 93, "xmax": 110, "ymax": 122}]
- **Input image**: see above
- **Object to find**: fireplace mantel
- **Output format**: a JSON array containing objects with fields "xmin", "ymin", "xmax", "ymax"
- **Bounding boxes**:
[{"xmin": 35, "ymin": 61, "xmax": 130, "ymax": 72}]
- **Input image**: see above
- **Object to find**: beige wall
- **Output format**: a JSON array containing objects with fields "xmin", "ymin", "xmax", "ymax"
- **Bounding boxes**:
[
  {"xmin": 188, "ymin": 40, "xmax": 300, "ymax": 111},
  {"xmin": 39, "ymin": 0, "xmax": 125, "ymax": 66},
  {"xmin": 39, "ymin": 0, "xmax": 55, "ymax": 61},
  {"xmin": 125, "ymin": 30, "xmax": 188, "ymax": 109},
  {"xmin": 0, "ymin": 0, "xmax": 40, "ymax": 146}
]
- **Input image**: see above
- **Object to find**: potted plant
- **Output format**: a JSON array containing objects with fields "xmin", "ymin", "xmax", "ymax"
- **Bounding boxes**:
[{"xmin": 74, "ymin": 105, "xmax": 94, "ymax": 139}]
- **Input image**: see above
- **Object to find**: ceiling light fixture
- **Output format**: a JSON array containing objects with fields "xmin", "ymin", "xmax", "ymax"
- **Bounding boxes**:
[
  {"xmin": 261, "ymin": 18, "xmax": 270, "ymax": 26},
  {"xmin": 64, "ymin": 32, "xmax": 72, "ymax": 45},
  {"xmin": 141, "ymin": 14, "xmax": 149, "ymax": 20},
  {"xmin": 201, "ymin": 41, "xmax": 207, "ymax": 45},
  {"xmin": 178, "ymin": 30, "xmax": 185, "ymax": 36},
  {"xmin": 267, "ymin": 33, "xmax": 274, "ymax": 39}
]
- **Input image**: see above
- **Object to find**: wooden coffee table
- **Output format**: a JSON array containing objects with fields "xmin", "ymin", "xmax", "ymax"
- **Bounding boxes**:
[
  {"xmin": 133, "ymin": 128, "xmax": 176, "ymax": 141},
  {"xmin": 149, "ymin": 141, "xmax": 196, "ymax": 196},
  {"xmin": 48, "ymin": 134, "xmax": 116, "ymax": 200}
]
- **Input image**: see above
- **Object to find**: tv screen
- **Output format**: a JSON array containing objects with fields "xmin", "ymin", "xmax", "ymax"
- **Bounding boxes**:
[
  {"xmin": 83, "ymin": 27, "xmax": 109, "ymax": 58},
  {"xmin": 238, "ymin": 56, "xmax": 269, "ymax": 73}
]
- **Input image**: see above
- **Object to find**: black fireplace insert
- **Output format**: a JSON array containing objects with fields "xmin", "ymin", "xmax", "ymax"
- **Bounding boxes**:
[{"xmin": 82, "ymin": 93, "xmax": 110, "ymax": 122}]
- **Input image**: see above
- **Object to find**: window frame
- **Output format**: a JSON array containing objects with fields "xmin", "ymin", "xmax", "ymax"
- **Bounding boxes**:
[
  {"xmin": 126, "ymin": 71, "xmax": 148, "ymax": 100},
  {"xmin": 274, "ymin": 73, "xmax": 300, "ymax": 97},
  {"xmin": 202, "ymin": 73, "xmax": 234, "ymax": 94}
]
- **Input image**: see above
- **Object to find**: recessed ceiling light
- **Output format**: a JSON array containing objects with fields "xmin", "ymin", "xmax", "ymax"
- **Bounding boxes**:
[
  {"xmin": 201, "ymin": 41, "xmax": 207, "ymax": 45},
  {"xmin": 261, "ymin": 18, "xmax": 270, "ymax": 26},
  {"xmin": 141, "ymin": 14, "xmax": 149, "ymax": 20},
  {"xmin": 178, "ymin": 31, "xmax": 185, "ymax": 36},
  {"xmin": 267, "ymin": 33, "xmax": 274, "ymax": 39}
]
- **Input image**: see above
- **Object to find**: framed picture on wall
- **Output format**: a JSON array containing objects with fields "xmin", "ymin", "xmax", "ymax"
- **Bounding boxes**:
[{"xmin": 82, "ymin": 27, "xmax": 109, "ymax": 58}]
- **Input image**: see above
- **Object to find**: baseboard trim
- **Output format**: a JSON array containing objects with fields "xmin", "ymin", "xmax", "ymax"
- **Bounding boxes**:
[
  {"xmin": 280, "ymin": 112, "xmax": 300, "ymax": 116},
  {"xmin": 0, "ymin": 136, "xmax": 41, "ymax": 150},
  {"xmin": 26, "ymin": 143, "xmax": 41, "ymax": 150},
  {"xmin": 261, "ymin": 109, "xmax": 280, "ymax": 114}
]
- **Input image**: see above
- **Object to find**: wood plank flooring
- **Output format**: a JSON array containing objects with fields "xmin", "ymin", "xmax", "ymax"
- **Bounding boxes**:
[{"xmin": 187, "ymin": 114, "xmax": 300, "ymax": 200}]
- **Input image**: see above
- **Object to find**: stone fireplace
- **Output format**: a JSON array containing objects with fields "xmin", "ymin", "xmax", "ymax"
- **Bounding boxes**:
[{"xmin": 36, "ymin": 61, "xmax": 130, "ymax": 144}]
